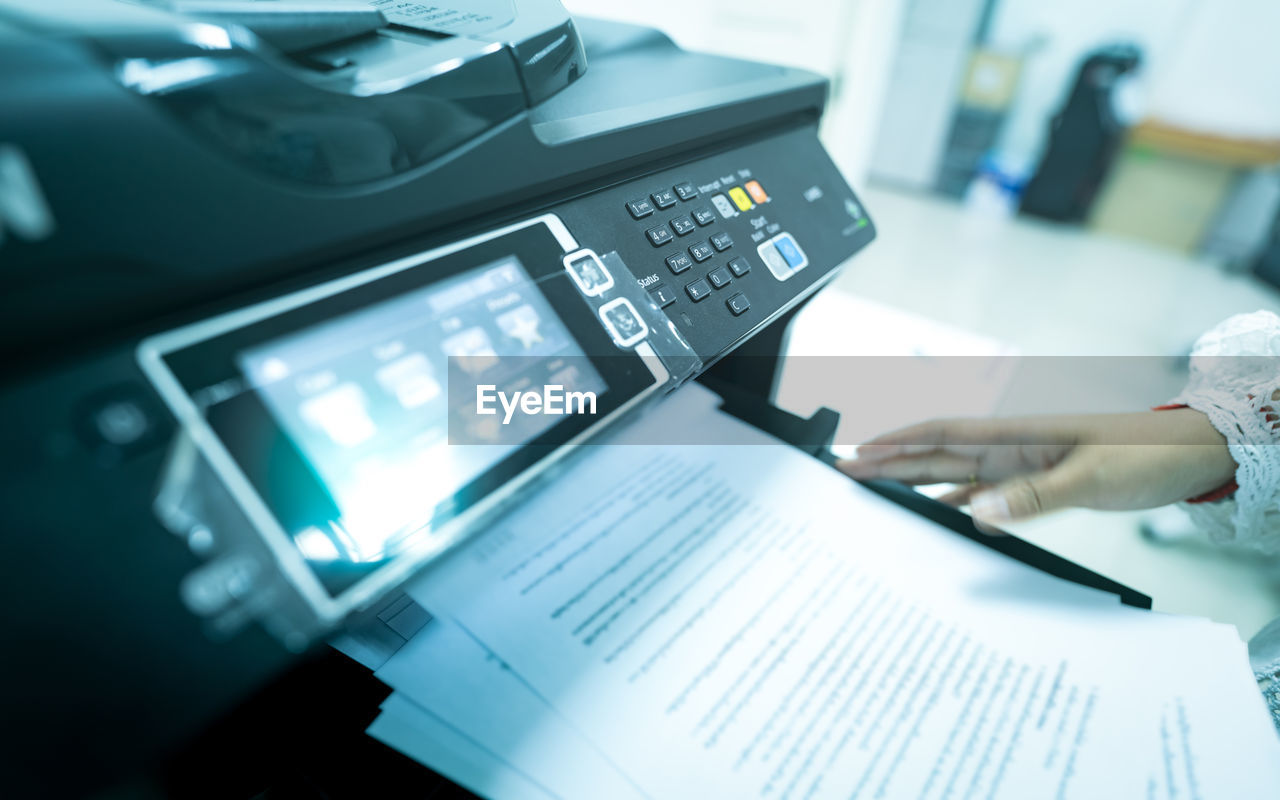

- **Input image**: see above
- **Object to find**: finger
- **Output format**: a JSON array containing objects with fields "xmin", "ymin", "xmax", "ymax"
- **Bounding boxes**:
[
  {"xmin": 836, "ymin": 457, "xmax": 881, "ymax": 478},
  {"xmin": 934, "ymin": 485, "xmax": 1007, "ymax": 535},
  {"xmin": 969, "ymin": 461, "xmax": 1089, "ymax": 524},
  {"xmin": 856, "ymin": 420, "xmax": 953, "ymax": 460},
  {"xmin": 971, "ymin": 517, "xmax": 1010, "ymax": 537},
  {"xmin": 858, "ymin": 417, "xmax": 1066, "ymax": 459},
  {"xmin": 837, "ymin": 453, "xmax": 980, "ymax": 484},
  {"xmin": 935, "ymin": 484, "xmax": 986, "ymax": 507}
]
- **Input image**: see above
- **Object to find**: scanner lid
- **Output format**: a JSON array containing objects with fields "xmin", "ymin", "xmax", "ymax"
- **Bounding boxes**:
[{"xmin": 0, "ymin": 0, "xmax": 586, "ymax": 185}]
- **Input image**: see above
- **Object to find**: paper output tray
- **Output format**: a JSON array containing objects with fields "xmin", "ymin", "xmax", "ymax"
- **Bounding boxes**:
[
  {"xmin": 702, "ymin": 376, "xmax": 1154, "ymax": 611},
  {"xmin": 158, "ymin": 379, "xmax": 1154, "ymax": 799}
]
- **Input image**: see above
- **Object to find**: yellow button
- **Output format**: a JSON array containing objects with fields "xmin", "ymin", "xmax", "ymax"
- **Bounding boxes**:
[
  {"xmin": 745, "ymin": 180, "xmax": 769, "ymax": 204},
  {"xmin": 728, "ymin": 186, "xmax": 754, "ymax": 212}
]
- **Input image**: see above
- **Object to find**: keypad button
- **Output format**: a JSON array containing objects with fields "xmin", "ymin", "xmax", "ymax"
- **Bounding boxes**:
[
  {"xmin": 674, "ymin": 181, "xmax": 698, "ymax": 201},
  {"xmin": 671, "ymin": 215, "xmax": 696, "ymax": 236},
  {"xmin": 707, "ymin": 266, "xmax": 732, "ymax": 289},
  {"xmin": 685, "ymin": 278, "xmax": 712, "ymax": 302},
  {"xmin": 688, "ymin": 241, "xmax": 714, "ymax": 262},
  {"xmin": 774, "ymin": 233, "xmax": 807, "ymax": 270},
  {"xmin": 651, "ymin": 284, "xmax": 677, "ymax": 308},
  {"xmin": 666, "ymin": 252, "xmax": 693, "ymax": 274},
  {"xmin": 727, "ymin": 293, "xmax": 751, "ymax": 316},
  {"xmin": 758, "ymin": 241, "xmax": 791, "ymax": 280},
  {"xmin": 651, "ymin": 189, "xmax": 677, "ymax": 209},
  {"xmin": 627, "ymin": 198, "xmax": 655, "ymax": 219},
  {"xmin": 728, "ymin": 256, "xmax": 751, "ymax": 277},
  {"xmin": 646, "ymin": 225, "xmax": 674, "ymax": 247},
  {"xmin": 744, "ymin": 180, "xmax": 769, "ymax": 204},
  {"xmin": 692, "ymin": 207, "xmax": 716, "ymax": 226},
  {"xmin": 728, "ymin": 186, "xmax": 754, "ymax": 212},
  {"xmin": 710, "ymin": 193, "xmax": 737, "ymax": 218},
  {"xmin": 710, "ymin": 232, "xmax": 733, "ymax": 252}
]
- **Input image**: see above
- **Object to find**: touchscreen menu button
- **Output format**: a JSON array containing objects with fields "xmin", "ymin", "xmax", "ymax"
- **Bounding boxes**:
[
  {"xmin": 562, "ymin": 249, "xmax": 614, "ymax": 297},
  {"xmin": 598, "ymin": 297, "xmax": 649, "ymax": 348}
]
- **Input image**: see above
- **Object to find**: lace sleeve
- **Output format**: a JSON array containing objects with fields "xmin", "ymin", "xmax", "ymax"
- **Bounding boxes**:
[{"xmin": 1170, "ymin": 310, "xmax": 1280, "ymax": 553}]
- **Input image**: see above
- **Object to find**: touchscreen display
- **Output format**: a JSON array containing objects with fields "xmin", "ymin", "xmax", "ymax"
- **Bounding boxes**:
[{"xmin": 234, "ymin": 257, "xmax": 606, "ymax": 588}]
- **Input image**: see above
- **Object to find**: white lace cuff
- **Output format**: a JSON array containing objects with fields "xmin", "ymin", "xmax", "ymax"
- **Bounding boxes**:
[{"xmin": 1170, "ymin": 310, "xmax": 1280, "ymax": 554}]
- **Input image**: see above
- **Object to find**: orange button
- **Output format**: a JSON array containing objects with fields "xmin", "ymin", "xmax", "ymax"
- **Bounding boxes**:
[
  {"xmin": 744, "ymin": 180, "xmax": 769, "ymax": 204},
  {"xmin": 727, "ymin": 186, "xmax": 754, "ymax": 212}
]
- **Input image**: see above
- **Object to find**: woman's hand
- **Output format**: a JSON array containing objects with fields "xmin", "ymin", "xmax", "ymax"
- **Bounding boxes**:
[{"xmin": 837, "ymin": 408, "xmax": 1237, "ymax": 527}]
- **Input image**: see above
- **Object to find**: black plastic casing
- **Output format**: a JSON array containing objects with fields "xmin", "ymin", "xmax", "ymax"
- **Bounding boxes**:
[{"xmin": 0, "ymin": 11, "xmax": 877, "ymax": 796}]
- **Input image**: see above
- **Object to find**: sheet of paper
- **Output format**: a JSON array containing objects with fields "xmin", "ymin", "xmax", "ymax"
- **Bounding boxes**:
[
  {"xmin": 372, "ymin": 578, "xmax": 1215, "ymax": 799},
  {"xmin": 369, "ymin": 384, "xmax": 1279, "ymax": 798},
  {"xmin": 406, "ymin": 385, "xmax": 1259, "ymax": 798},
  {"xmin": 1144, "ymin": 621, "xmax": 1280, "ymax": 798},
  {"xmin": 368, "ymin": 693, "xmax": 558, "ymax": 800},
  {"xmin": 367, "ymin": 0, "xmax": 515, "ymax": 36},
  {"xmin": 375, "ymin": 618, "xmax": 645, "ymax": 800},
  {"xmin": 373, "ymin": 615, "xmax": 1279, "ymax": 800},
  {"xmin": 371, "ymin": 386, "xmax": 727, "ymax": 800}
]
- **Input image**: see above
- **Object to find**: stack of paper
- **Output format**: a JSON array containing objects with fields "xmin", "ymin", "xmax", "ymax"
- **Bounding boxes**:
[{"xmin": 367, "ymin": 385, "xmax": 1280, "ymax": 799}]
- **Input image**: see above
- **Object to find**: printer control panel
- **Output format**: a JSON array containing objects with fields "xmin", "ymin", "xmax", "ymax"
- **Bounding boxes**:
[
  {"xmin": 556, "ymin": 125, "xmax": 874, "ymax": 361},
  {"xmin": 627, "ymin": 179, "xmax": 767, "ymax": 318}
]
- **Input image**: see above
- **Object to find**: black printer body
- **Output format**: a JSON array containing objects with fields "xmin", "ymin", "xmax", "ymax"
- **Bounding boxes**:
[{"xmin": 0, "ymin": 1, "xmax": 875, "ymax": 795}]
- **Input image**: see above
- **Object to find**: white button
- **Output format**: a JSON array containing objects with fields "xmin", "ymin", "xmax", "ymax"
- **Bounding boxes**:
[
  {"xmin": 710, "ymin": 193, "xmax": 737, "ymax": 218},
  {"xmin": 562, "ymin": 249, "xmax": 614, "ymax": 297},
  {"xmin": 757, "ymin": 241, "xmax": 792, "ymax": 281},
  {"xmin": 598, "ymin": 297, "xmax": 648, "ymax": 348}
]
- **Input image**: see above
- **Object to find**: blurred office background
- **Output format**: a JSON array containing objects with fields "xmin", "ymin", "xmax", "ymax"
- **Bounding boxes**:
[{"xmin": 567, "ymin": 0, "xmax": 1280, "ymax": 636}]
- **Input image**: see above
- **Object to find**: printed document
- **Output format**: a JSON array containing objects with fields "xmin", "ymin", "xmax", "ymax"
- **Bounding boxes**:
[{"xmin": 373, "ymin": 384, "xmax": 1280, "ymax": 798}]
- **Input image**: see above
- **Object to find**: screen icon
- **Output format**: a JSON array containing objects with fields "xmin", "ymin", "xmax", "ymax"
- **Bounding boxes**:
[
  {"xmin": 375, "ymin": 352, "xmax": 442, "ymax": 408},
  {"xmin": 441, "ymin": 327, "xmax": 499, "ymax": 375},
  {"xmin": 257, "ymin": 357, "xmax": 290, "ymax": 383},
  {"xmin": 299, "ymin": 383, "xmax": 377, "ymax": 447},
  {"xmin": 497, "ymin": 304, "xmax": 544, "ymax": 349}
]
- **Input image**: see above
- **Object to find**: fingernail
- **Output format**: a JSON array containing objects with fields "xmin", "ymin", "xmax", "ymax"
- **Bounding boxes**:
[{"xmin": 970, "ymin": 491, "xmax": 1011, "ymax": 522}]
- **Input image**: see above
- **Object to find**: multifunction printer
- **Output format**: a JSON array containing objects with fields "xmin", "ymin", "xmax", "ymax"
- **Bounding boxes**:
[{"xmin": 0, "ymin": 1, "xmax": 881, "ymax": 795}]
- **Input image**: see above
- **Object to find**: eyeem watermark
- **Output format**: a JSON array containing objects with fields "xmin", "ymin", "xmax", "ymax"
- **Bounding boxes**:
[{"xmin": 476, "ymin": 384, "xmax": 597, "ymax": 425}]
